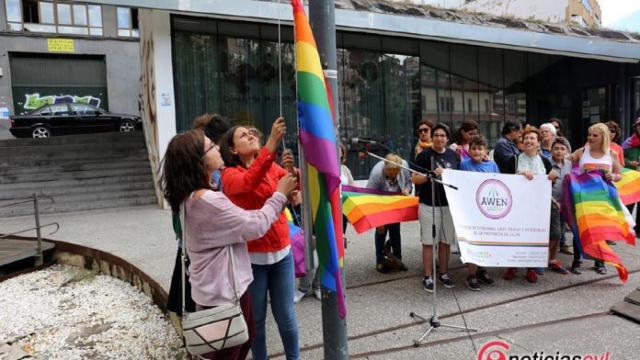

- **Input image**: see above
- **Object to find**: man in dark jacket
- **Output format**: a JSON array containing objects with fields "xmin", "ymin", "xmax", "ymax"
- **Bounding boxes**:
[{"xmin": 493, "ymin": 121, "xmax": 522, "ymax": 173}]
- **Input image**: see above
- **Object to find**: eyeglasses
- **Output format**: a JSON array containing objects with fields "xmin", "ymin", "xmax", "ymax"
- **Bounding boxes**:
[
  {"xmin": 204, "ymin": 143, "xmax": 219, "ymax": 156},
  {"xmin": 418, "ymin": 128, "xmax": 430, "ymax": 134}
]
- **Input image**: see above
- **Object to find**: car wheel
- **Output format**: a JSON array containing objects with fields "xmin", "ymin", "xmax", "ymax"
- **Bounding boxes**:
[
  {"xmin": 119, "ymin": 120, "xmax": 136, "ymax": 133},
  {"xmin": 32, "ymin": 126, "xmax": 51, "ymax": 138}
]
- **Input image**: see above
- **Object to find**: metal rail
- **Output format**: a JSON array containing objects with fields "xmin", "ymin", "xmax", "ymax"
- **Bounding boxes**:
[{"xmin": 0, "ymin": 194, "xmax": 58, "ymax": 266}]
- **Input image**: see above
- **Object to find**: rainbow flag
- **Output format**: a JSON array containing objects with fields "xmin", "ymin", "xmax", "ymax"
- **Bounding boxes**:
[
  {"xmin": 342, "ymin": 185, "xmax": 419, "ymax": 234},
  {"xmin": 615, "ymin": 168, "xmax": 640, "ymax": 205},
  {"xmin": 562, "ymin": 171, "xmax": 636, "ymax": 282},
  {"xmin": 292, "ymin": 0, "xmax": 345, "ymax": 317},
  {"xmin": 285, "ymin": 208, "xmax": 306, "ymax": 278}
]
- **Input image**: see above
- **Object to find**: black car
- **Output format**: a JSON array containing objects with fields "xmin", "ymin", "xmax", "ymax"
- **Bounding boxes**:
[{"xmin": 9, "ymin": 103, "xmax": 142, "ymax": 138}]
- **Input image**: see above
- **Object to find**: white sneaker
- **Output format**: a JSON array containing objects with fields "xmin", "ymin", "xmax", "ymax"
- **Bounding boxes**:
[
  {"xmin": 294, "ymin": 289, "xmax": 306, "ymax": 303},
  {"xmin": 313, "ymin": 288, "xmax": 322, "ymax": 300}
]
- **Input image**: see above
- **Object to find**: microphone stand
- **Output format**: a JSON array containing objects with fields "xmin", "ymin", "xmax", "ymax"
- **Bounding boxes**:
[
  {"xmin": 407, "ymin": 154, "xmax": 474, "ymax": 347},
  {"xmin": 360, "ymin": 145, "xmax": 475, "ymax": 345},
  {"xmin": 362, "ymin": 151, "xmax": 457, "ymax": 190}
]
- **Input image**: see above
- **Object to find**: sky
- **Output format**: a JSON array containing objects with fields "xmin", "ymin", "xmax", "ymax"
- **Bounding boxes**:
[{"xmin": 599, "ymin": 0, "xmax": 640, "ymax": 32}]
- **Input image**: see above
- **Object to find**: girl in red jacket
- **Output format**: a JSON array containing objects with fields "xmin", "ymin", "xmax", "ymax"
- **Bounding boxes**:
[{"xmin": 220, "ymin": 117, "xmax": 300, "ymax": 360}]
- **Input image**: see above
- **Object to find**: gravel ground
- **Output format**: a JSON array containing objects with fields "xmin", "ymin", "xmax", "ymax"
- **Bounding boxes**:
[{"xmin": 0, "ymin": 265, "xmax": 185, "ymax": 360}]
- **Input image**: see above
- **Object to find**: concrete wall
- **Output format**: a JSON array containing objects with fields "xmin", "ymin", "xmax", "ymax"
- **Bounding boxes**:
[
  {"xmin": 0, "ymin": 4, "xmax": 140, "ymax": 139},
  {"xmin": 138, "ymin": 9, "xmax": 175, "ymax": 207}
]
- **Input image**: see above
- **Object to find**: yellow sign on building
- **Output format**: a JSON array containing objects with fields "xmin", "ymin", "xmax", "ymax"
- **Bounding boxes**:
[{"xmin": 47, "ymin": 39, "xmax": 75, "ymax": 53}]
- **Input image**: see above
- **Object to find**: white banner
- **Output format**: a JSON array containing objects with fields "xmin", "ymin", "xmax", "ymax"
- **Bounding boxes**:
[{"xmin": 442, "ymin": 169, "xmax": 550, "ymax": 268}]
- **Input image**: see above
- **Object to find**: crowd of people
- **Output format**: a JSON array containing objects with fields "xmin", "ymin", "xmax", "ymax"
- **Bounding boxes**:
[
  {"xmin": 160, "ymin": 110, "xmax": 638, "ymax": 359},
  {"xmin": 368, "ymin": 117, "xmax": 637, "ymax": 292}
]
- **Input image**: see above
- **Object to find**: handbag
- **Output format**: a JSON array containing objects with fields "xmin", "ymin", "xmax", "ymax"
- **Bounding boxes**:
[{"xmin": 180, "ymin": 200, "xmax": 249, "ymax": 355}]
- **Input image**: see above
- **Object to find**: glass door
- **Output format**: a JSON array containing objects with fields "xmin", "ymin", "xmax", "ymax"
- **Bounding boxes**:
[
  {"xmin": 582, "ymin": 86, "xmax": 609, "ymax": 124},
  {"xmin": 633, "ymin": 77, "xmax": 640, "ymax": 120}
]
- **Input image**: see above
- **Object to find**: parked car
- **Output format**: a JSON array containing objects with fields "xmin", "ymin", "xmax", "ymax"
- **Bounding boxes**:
[{"xmin": 9, "ymin": 103, "xmax": 142, "ymax": 138}]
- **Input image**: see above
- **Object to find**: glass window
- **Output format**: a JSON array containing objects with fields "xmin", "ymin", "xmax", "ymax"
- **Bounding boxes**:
[
  {"xmin": 420, "ymin": 66, "xmax": 439, "ymax": 125},
  {"xmin": 50, "ymin": 104, "xmax": 69, "ymax": 115},
  {"xmin": 70, "ymin": 103, "xmax": 97, "ymax": 114},
  {"xmin": 131, "ymin": 8, "xmax": 139, "ymax": 29},
  {"xmin": 88, "ymin": 5, "xmax": 102, "ymax": 27},
  {"xmin": 58, "ymin": 26, "xmax": 88, "ymax": 35},
  {"xmin": 37, "ymin": 106, "xmax": 52, "ymax": 115},
  {"xmin": 57, "ymin": 3, "xmax": 72, "ymax": 25},
  {"xmin": 117, "ymin": 7, "xmax": 131, "ymax": 29},
  {"xmin": 6, "ymin": 1, "xmax": 101, "ymax": 35},
  {"xmin": 173, "ymin": 32, "xmax": 223, "ymax": 132},
  {"xmin": 73, "ymin": 4, "xmax": 87, "ymax": 26},
  {"xmin": 24, "ymin": 23, "xmax": 56, "ymax": 32},
  {"xmin": 478, "ymin": 47, "xmax": 504, "ymax": 145},
  {"xmin": 118, "ymin": 29, "xmax": 130, "ymax": 37},
  {"xmin": 633, "ymin": 78, "xmax": 640, "ymax": 120},
  {"xmin": 503, "ymin": 50, "xmax": 527, "ymax": 124},
  {"xmin": 420, "ymin": 41, "xmax": 451, "ymax": 126},
  {"xmin": 5, "ymin": 0, "xmax": 22, "ymax": 22},
  {"xmin": 22, "ymin": 0, "xmax": 39, "ymax": 23},
  {"xmin": 382, "ymin": 53, "xmax": 420, "ymax": 161},
  {"xmin": 40, "ymin": 1, "xmax": 54, "ymax": 24}
]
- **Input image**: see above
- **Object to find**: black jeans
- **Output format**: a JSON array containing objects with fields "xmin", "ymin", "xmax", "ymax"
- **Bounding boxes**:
[{"xmin": 375, "ymin": 222, "xmax": 401, "ymax": 264}]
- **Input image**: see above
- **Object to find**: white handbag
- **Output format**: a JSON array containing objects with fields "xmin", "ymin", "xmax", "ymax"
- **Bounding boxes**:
[{"xmin": 180, "ymin": 203, "xmax": 249, "ymax": 355}]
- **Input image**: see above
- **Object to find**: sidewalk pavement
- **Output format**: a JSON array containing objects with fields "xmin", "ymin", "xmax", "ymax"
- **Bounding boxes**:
[{"xmin": 1, "ymin": 205, "xmax": 639, "ymax": 359}]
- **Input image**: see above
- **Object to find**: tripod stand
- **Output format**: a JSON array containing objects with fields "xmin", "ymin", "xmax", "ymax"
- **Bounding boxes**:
[{"xmin": 409, "ymin": 156, "xmax": 476, "ymax": 347}]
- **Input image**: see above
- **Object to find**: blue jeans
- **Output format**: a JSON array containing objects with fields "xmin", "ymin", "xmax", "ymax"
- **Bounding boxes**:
[{"xmin": 249, "ymin": 251, "xmax": 300, "ymax": 360}]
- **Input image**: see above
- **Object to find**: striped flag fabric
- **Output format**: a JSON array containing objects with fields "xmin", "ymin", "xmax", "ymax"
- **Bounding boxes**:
[
  {"xmin": 342, "ymin": 185, "xmax": 419, "ymax": 234},
  {"xmin": 291, "ymin": 0, "xmax": 346, "ymax": 318},
  {"xmin": 615, "ymin": 168, "xmax": 640, "ymax": 205},
  {"xmin": 561, "ymin": 171, "xmax": 636, "ymax": 282}
]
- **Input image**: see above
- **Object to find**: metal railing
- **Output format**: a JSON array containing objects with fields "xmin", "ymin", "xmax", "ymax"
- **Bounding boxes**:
[{"xmin": 0, "ymin": 194, "xmax": 60, "ymax": 266}]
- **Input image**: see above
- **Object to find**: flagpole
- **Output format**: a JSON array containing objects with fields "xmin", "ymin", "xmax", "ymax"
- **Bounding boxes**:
[{"xmin": 309, "ymin": 1, "xmax": 349, "ymax": 359}]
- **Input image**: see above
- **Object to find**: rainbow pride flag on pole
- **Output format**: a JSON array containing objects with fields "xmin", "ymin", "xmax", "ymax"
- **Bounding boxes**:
[
  {"xmin": 292, "ymin": 0, "xmax": 346, "ymax": 318},
  {"xmin": 562, "ymin": 171, "xmax": 636, "ymax": 282},
  {"xmin": 342, "ymin": 185, "xmax": 419, "ymax": 234}
]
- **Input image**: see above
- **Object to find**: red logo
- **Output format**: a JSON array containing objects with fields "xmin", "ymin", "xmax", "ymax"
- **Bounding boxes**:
[{"xmin": 477, "ymin": 340, "xmax": 511, "ymax": 360}]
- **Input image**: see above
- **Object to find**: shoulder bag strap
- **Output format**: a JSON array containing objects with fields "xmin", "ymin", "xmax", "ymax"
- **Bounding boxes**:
[
  {"xmin": 228, "ymin": 246, "xmax": 241, "ymax": 304},
  {"xmin": 180, "ymin": 202, "xmax": 188, "ymax": 316}
]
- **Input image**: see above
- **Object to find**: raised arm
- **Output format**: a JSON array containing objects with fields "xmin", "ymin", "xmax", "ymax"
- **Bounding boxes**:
[
  {"xmin": 221, "ymin": 147, "xmax": 277, "ymax": 195},
  {"xmin": 198, "ymin": 175, "xmax": 297, "ymax": 246}
]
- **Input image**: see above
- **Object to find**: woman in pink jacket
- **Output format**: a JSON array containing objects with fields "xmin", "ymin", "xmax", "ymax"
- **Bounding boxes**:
[{"xmin": 161, "ymin": 129, "xmax": 297, "ymax": 360}]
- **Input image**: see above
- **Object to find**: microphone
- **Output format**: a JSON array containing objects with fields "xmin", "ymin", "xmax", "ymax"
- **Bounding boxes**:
[{"xmin": 351, "ymin": 137, "xmax": 378, "ymax": 145}]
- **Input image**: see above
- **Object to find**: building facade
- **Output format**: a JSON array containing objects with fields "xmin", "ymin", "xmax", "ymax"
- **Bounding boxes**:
[
  {"xmin": 0, "ymin": 0, "xmax": 141, "ymax": 139},
  {"xmin": 132, "ymin": 1, "xmax": 640, "ymax": 178},
  {"xmin": 84, "ymin": 0, "xmax": 639, "ymax": 189}
]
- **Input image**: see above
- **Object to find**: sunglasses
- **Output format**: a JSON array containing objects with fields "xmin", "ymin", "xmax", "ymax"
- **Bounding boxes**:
[{"xmin": 418, "ymin": 128, "xmax": 430, "ymax": 134}]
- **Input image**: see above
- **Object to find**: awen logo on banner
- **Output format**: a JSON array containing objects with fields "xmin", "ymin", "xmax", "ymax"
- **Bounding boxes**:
[
  {"xmin": 476, "ymin": 179, "xmax": 512, "ymax": 219},
  {"xmin": 442, "ymin": 170, "xmax": 550, "ymax": 268}
]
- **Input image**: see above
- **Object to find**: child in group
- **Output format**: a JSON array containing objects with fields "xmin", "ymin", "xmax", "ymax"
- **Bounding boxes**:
[
  {"xmin": 459, "ymin": 135, "xmax": 497, "ymax": 291},
  {"xmin": 550, "ymin": 137, "xmax": 572, "ymax": 274}
]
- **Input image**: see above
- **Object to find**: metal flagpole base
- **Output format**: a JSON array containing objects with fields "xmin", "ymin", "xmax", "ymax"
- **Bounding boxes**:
[{"xmin": 409, "ymin": 313, "xmax": 477, "ymax": 347}]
